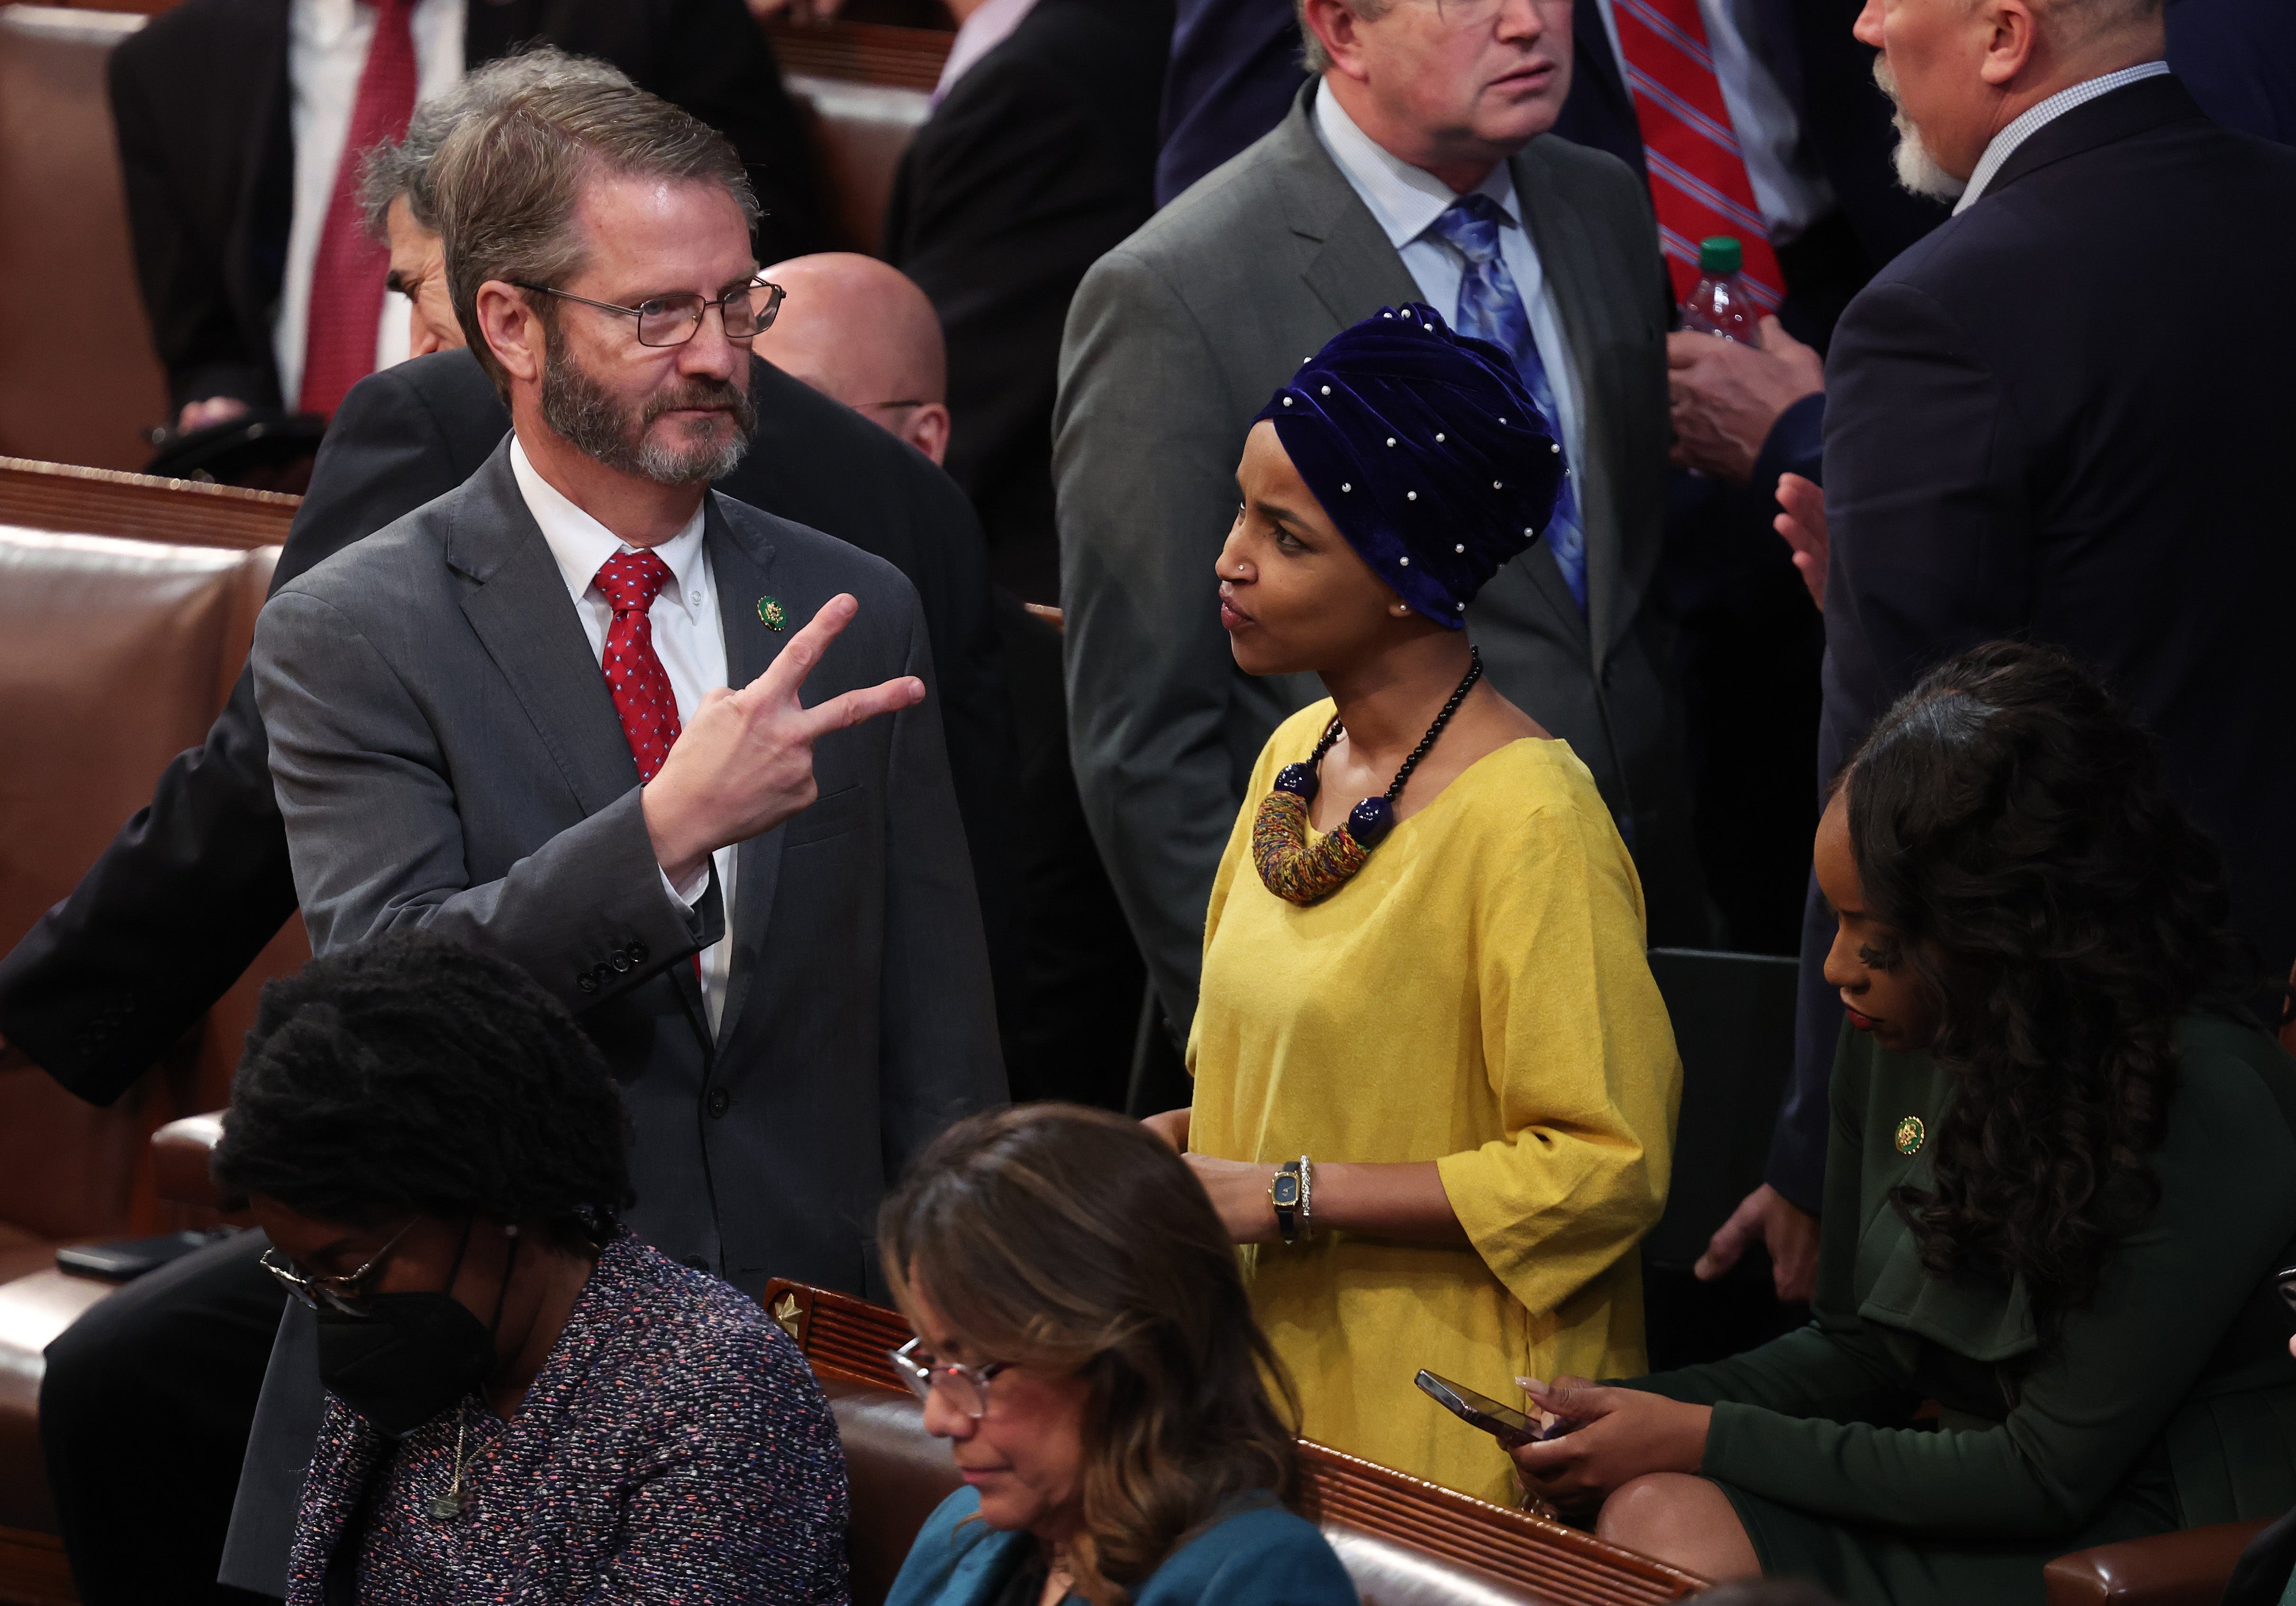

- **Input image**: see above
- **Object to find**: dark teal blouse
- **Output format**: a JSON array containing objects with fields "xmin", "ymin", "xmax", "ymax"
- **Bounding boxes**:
[{"xmin": 883, "ymin": 1487, "xmax": 1356, "ymax": 1606}]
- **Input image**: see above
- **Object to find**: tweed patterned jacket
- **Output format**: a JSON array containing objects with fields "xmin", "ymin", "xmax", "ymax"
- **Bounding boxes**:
[{"xmin": 288, "ymin": 1231, "xmax": 851, "ymax": 1604}]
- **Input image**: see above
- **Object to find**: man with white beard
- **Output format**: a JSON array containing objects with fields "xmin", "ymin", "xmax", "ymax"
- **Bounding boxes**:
[{"xmin": 1743, "ymin": 0, "xmax": 2296, "ymax": 1263}]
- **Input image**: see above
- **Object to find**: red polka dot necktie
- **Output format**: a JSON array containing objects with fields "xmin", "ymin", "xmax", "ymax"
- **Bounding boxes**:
[
  {"xmin": 297, "ymin": 0, "xmax": 419, "ymax": 419},
  {"xmin": 594, "ymin": 551, "xmax": 683, "ymax": 783}
]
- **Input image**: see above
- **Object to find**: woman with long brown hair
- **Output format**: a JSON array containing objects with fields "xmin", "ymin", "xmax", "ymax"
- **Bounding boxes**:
[
  {"xmin": 877, "ymin": 1105, "xmax": 1353, "ymax": 1606},
  {"xmin": 1510, "ymin": 642, "xmax": 2296, "ymax": 1606}
]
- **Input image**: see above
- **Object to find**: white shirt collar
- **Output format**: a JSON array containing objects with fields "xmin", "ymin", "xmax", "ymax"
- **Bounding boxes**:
[
  {"xmin": 1311, "ymin": 81, "xmax": 1522, "ymax": 251},
  {"xmin": 509, "ymin": 435, "xmax": 708, "ymax": 614},
  {"xmin": 1955, "ymin": 60, "xmax": 2172, "ymax": 213}
]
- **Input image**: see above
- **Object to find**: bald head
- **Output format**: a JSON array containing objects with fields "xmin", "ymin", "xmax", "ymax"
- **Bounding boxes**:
[{"xmin": 755, "ymin": 253, "xmax": 951, "ymax": 465}]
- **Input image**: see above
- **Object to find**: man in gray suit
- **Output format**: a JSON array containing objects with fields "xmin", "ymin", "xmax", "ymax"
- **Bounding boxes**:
[
  {"xmin": 225, "ymin": 73, "xmax": 1004, "ymax": 1600},
  {"xmin": 1057, "ymin": 0, "xmax": 1703, "ymax": 1069},
  {"xmin": 254, "ymin": 81, "xmax": 1003, "ymax": 1295}
]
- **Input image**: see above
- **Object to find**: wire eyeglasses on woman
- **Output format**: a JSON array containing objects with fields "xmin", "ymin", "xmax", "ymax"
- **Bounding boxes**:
[
  {"xmin": 510, "ymin": 276, "xmax": 785, "ymax": 347},
  {"xmin": 259, "ymin": 1218, "xmax": 417, "ymax": 1317},
  {"xmin": 888, "ymin": 1336, "xmax": 1009, "ymax": 1419}
]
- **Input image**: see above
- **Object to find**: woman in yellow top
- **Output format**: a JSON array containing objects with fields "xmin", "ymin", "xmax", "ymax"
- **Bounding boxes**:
[{"xmin": 1147, "ymin": 304, "xmax": 1681, "ymax": 1508}]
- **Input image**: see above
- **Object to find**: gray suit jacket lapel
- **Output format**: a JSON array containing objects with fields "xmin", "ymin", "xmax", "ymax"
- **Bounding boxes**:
[
  {"xmin": 448, "ymin": 446, "xmax": 641, "ymax": 815},
  {"xmin": 1276, "ymin": 85, "xmax": 1423, "ymax": 345},
  {"xmin": 448, "ymin": 443, "xmax": 709, "ymax": 1029},
  {"xmin": 703, "ymin": 492, "xmax": 784, "ymax": 1050},
  {"xmin": 1512, "ymin": 140, "xmax": 1644, "ymax": 666}
]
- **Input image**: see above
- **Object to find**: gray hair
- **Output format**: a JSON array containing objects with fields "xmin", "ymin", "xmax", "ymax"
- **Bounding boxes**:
[
  {"xmin": 429, "ymin": 79, "xmax": 761, "ymax": 397},
  {"xmin": 1295, "ymin": 0, "xmax": 1393, "ymax": 75},
  {"xmin": 358, "ymin": 48, "xmax": 635, "ymax": 244}
]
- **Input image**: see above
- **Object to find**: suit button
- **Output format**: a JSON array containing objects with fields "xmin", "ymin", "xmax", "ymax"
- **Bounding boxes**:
[
  {"xmin": 706, "ymin": 1088, "xmax": 731, "ymax": 1119},
  {"xmin": 628, "ymin": 940, "xmax": 648, "ymax": 965},
  {"xmin": 610, "ymin": 950, "xmax": 632, "ymax": 974},
  {"xmin": 577, "ymin": 974, "xmax": 598, "ymax": 994}
]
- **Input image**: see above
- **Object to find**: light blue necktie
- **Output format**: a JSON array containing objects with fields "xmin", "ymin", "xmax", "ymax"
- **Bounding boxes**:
[{"xmin": 1427, "ymin": 194, "xmax": 1587, "ymax": 613}]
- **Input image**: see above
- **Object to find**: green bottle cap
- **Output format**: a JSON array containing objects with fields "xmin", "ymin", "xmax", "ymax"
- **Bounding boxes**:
[{"xmin": 1698, "ymin": 236, "xmax": 1743, "ymax": 276}]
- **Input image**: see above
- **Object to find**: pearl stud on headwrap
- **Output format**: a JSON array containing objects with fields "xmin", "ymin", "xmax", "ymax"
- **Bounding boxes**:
[{"xmin": 1252, "ymin": 304, "xmax": 1563, "ymax": 630}]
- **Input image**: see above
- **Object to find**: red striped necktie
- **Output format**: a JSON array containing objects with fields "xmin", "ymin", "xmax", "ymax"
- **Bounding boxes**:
[
  {"xmin": 297, "ymin": 0, "xmax": 419, "ymax": 419},
  {"xmin": 1610, "ymin": 0, "xmax": 1785, "ymax": 312}
]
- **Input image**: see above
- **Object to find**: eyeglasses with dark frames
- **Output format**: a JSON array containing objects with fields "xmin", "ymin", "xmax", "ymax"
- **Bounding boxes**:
[
  {"xmin": 887, "ymin": 1336, "xmax": 1011, "ymax": 1419},
  {"xmin": 509, "ymin": 276, "xmax": 785, "ymax": 348},
  {"xmin": 260, "ymin": 1218, "xmax": 419, "ymax": 1317}
]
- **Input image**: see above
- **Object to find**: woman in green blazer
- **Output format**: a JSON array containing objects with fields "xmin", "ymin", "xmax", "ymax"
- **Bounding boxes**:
[{"xmin": 1510, "ymin": 642, "xmax": 2296, "ymax": 1606}]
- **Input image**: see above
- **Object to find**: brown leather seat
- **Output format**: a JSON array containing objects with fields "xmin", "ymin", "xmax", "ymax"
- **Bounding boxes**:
[
  {"xmin": 764, "ymin": 16, "xmax": 947, "ymax": 258},
  {"xmin": 0, "ymin": 7, "xmax": 172, "ymax": 472},
  {"xmin": 2043, "ymin": 1519, "xmax": 2274, "ymax": 1606},
  {"xmin": 0, "ymin": 460, "xmax": 304, "ymax": 1594},
  {"xmin": 783, "ymin": 73, "xmax": 931, "ymax": 258}
]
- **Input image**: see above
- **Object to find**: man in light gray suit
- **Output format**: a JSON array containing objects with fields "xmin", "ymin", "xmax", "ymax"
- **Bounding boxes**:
[{"xmin": 1057, "ymin": 0, "xmax": 1705, "ymax": 1070}]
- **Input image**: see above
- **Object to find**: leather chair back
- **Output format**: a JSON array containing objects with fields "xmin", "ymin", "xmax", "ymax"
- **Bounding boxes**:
[
  {"xmin": 765, "ymin": 19, "xmax": 946, "ymax": 258},
  {"xmin": 784, "ymin": 74, "xmax": 930, "ymax": 258},
  {"xmin": 0, "ymin": 457, "xmax": 301, "ymax": 1242},
  {"xmin": 763, "ymin": 1281, "xmax": 1709, "ymax": 1606},
  {"xmin": 0, "ymin": 6, "xmax": 169, "ymax": 472}
]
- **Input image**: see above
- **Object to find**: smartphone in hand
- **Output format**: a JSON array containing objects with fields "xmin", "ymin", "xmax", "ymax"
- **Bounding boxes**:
[{"xmin": 1414, "ymin": 1369, "xmax": 1574, "ymax": 1449}]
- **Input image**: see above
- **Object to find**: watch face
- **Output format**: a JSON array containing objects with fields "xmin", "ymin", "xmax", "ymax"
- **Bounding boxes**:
[{"xmin": 1271, "ymin": 1173, "xmax": 1301, "ymax": 1209}]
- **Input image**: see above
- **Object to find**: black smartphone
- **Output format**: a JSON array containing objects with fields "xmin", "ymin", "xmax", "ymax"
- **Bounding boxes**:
[
  {"xmin": 2276, "ymin": 1263, "xmax": 2296, "ymax": 1317},
  {"xmin": 56, "ymin": 1229, "xmax": 231, "ymax": 1283},
  {"xmin": 1415, "ymin": 1368, "xmax": 1568, "ymax": 1449}
]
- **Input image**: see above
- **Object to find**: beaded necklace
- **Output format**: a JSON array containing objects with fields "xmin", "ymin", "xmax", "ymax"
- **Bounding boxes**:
[{"xmin": 1251, "ymin": 648, "xmax": 1483, "ymax": 905}]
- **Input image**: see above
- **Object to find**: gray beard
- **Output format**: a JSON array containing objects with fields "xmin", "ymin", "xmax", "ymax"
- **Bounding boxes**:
[
  {"xmin": 540, "ymin": 347, "xmax": 756, "ymax": 486},
  {"xmin": 1873, "ymin": 56, "xmax": 1970, "ymax": 204}
]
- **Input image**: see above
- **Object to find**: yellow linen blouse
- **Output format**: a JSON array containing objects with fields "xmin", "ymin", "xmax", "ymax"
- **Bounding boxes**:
[{"xmin": 1189, "ymin": 701, "xmax": 1682, "ymax": 1506}]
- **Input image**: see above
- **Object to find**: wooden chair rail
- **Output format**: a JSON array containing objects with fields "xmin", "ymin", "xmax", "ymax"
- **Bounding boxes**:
[
  {"xmin": 762, "ymin": 1281, "xmax": 1706, "ymax": 1606},
  {"xmin": 762, "ymin": 17, "xmax": 950, "ymax": 90},
  {"xmin": 0, "ymin": 457, "xmax": 299, "ymax": 549}
]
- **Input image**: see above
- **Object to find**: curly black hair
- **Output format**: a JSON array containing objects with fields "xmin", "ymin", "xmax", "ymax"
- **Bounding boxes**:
[
  {"xmin": 211, "ymin": 930, "xmax": 634, "ymax": 1246},
  {"xmin": 1844, "ymin": 641, "xmax": 2256, "ymax": 1348}
]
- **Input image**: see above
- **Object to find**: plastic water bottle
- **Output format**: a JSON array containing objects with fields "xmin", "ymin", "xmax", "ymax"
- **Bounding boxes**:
[{"xmin": 1679, "ymin": 235, "xmax": 1760, "ymax": 345}]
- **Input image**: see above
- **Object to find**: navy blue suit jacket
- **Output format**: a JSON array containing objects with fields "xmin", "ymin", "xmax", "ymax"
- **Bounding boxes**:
[{"xmin": 1769, "ymin": 74, "xmax": 2296, "ymax": 1207}]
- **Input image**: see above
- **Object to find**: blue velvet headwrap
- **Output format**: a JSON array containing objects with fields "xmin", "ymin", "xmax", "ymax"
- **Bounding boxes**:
[{"xmin": 1253, "ymin": 303, "xmax": 1562, "ymax": 630}]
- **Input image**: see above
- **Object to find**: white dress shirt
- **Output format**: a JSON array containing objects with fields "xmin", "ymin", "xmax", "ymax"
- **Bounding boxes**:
[
  {"xmin": 1591, "ymin": 0, "xmax": 1834, "ymax": 244},
  {"xmin": 1312, "ymin": 84, "xmax": 1590, "ymax": 493},
  {"xmin": 274, "ymin": 0, "xmax": 465, "ymax": 407},
  {"xmin": 509, "ymin": 437, "xmax": 737, "ymax": 1034},
  {"xmin": 1954, "ymin": 60, "xmax": 2172, "ymax": 213}
]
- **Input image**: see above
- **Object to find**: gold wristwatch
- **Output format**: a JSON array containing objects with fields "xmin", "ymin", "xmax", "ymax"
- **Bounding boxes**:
[{"xmin": 1269, "ymin": 1157, "xmax": 1311, "ymax": 1243}]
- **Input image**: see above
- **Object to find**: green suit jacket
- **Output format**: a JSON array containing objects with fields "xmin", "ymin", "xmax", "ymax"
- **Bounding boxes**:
[{"xmin": 1636, "ymin": 1014, "xmax": 2296, "ymax": 1543}]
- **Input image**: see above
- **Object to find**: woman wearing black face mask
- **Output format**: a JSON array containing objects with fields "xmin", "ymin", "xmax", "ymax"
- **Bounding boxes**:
[{"xmin": 210, "ymin": 930, "xmax": 849, "ymax": 1605}]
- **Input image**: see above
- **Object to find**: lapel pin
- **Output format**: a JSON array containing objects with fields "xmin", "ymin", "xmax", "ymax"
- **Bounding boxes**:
[
  {"xmin": 757, "ymin": 595, "xmax": 787, "ymax": 632},
  {"xmin": 1895, "ymin": 1116, "xmax": 1926, "ymax": 1157}
]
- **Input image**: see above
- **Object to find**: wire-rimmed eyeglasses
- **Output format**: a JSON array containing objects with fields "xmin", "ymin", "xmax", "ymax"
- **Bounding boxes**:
[
  {"xmin": 259, "ymin": 1218, "xmax": 418, "ymax": 1317},
  {"xmin": 887, "ymin": 1336, "xmax": 1010, "ymax": 1419},
  {"xmin": 510, "ymin": 276, "xmax": 785, "ymax": 347}
]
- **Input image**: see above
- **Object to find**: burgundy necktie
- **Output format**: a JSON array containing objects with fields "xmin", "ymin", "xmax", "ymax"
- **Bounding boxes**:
[
  {"xmin": 1611, "ymin": 0, "xmax": 1786, "ymax": 311},
  {"xmin": 594, "ymin": 551, "xmax": 684, "ymax": 783},
  {"xmin": 298, "ymin": 0, "xmax": 419, "ymax": 419}
]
